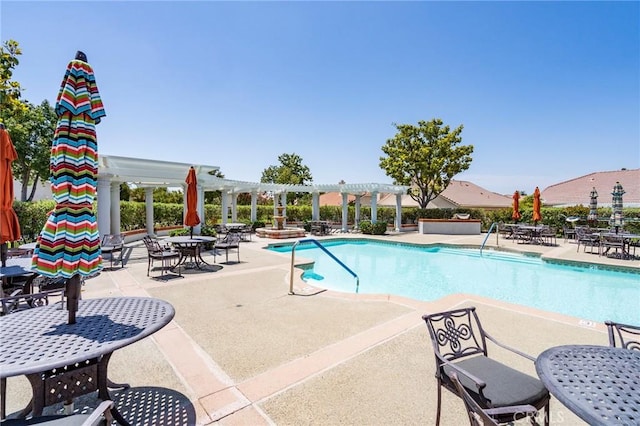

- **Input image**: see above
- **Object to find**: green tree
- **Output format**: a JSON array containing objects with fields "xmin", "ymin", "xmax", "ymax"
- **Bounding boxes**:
[
  {"xmin": 11, "ymin": 100, "xmax": 57, "ymax": 201},
  {"xmin": 0, "ymin": 40, "xmax": 25, "ymax": 117},
  {"xmin": 379, "ymin": 119, "xmax": 473, "ymax": 209},
  {"xmin": 261, "ymin": 153, "xmax": 313, "ymax": 204}
]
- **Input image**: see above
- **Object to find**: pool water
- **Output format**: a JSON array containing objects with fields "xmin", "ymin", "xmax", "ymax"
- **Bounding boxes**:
[{"xmin": 269, "ymin": 240, "xmax": 640, "ymax": 325}]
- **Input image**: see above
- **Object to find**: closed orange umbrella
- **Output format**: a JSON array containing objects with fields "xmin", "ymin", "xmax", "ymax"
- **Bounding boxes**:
[
  {"xmin": 511, "ymin": 191, "xmax": 521, "ymax": 223},
  {"xmin": 184, "ymin": 166, "xmax": 200, "ymax": 238},
  {"xmin": 0, "ymin": 125, "xmax": 22, "ymax": 267},
  {"xmin": 532, "ymin": 186, "xmax": 542, "ymax": 224}
]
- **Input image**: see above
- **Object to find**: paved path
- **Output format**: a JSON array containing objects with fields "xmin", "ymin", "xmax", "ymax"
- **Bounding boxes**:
[{"xmin": 4, "ymin": 231, "xmax": 635, "ymax": 424}]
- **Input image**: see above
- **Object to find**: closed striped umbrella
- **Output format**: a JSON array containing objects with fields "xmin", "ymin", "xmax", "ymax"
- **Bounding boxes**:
[
  {"xmin": 532, "ymin": 186, "xmax": 542, "ymax": 224},
  {"xmin": 587, "ymin": 187, "xmax": 598, "ymax": 222},
  {"xmin": 609, "ymin": 181, "xmax": 625, "ymax": 232},
  {"xmin": 511, "ymin": 191, "xmax": 521, "ymax": 222},
  {"xmin": 31, "ymin": 51, "xmax": 105, "ymax": 323}
]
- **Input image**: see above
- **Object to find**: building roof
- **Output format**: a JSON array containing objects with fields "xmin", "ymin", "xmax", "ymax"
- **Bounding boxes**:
[
  {"xmin": 377, "ymin": 179, "xmax": 512, "ymax": 209},
  {"xmin": 319, "ymin": 192, "xmax": 356, "ymax": 206},
  {"xmin": 541, "ymin": 169, "xmax": 639, "ymax": 207}
]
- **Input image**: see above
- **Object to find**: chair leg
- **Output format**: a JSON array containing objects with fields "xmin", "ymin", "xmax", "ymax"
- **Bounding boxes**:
[
  {"xmin": 435, "ymin": 380, "xmax": 442, "ymax": 426},
  {"xmin": 1, "ymin": 377, "xmax": 6, "ymax": 420}
]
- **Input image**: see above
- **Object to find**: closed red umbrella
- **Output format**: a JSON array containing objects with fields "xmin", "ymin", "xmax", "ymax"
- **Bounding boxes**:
[
  {"xmin": 532, "ymin": 187, "xmax": 542, "ymax": 224},
  {"xmin": 31, "ymin": 51, "xmax": 105, "ymax": 324},
  {"xmin": 0, "ymin": 125, "xmax": 22, "ymax": 267},
  {"xmin": 184, "ymin": 166, "xmax": 200, "ymax": 238},
  {"xmin": 511, "ymin": 191, "xmax": 521, "ymax": 223}
]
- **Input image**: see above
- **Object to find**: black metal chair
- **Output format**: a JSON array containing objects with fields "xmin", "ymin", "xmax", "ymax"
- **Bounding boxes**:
[
  {"xmin": 450, "ymin": 372, "xmax": 540, "ymax": 426},
  {"xmin": 101, "ymin": 234, "xmax": 124, "ymax": 269},
  {"xmin": 213, "ymin": 231, "xmax": 241, "ymax": 263},
  {"xmin": 2, "ymin": 400, "xmax": 115, "ymax": 425},
  {"xmin": 422, "ymin": 307, "xmax": 549, "ymax": 426},
  {"xmin": 605, "ymin": 320, "xmax": 640, "ymax": 351},
  {"xmin": 142, "ymin": 237, "xmax": 181, "ymax": 279}
]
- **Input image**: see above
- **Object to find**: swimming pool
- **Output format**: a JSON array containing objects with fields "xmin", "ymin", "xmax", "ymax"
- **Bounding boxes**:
[{"xmin": 269, "ymin": 239, "xmax": 640, "ymax": 325}]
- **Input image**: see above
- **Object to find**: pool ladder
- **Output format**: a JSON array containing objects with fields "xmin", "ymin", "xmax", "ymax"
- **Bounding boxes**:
[
  {"xmin": 480, "ymin": 222, "xmax": 498, "ymax": 255},
  {"xmin": 289, "ymin": 239, "xmax": 359, "ymax": 295}
]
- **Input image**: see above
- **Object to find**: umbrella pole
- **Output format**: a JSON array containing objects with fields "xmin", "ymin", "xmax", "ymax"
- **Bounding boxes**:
[
  {"xmin": 66, "ymin": 274, "xmax": 82, "ymax": 324},
  {"xmin": 0, "ymin": 242, "xmax": 6, "ymax": 267}
]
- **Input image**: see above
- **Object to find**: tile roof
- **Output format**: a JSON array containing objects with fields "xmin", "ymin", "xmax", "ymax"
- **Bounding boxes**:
[
  {"xmin": 377, "ymin": 179, "xmax": 512, "ymax": 209},
  {"xmin": 541, "ymin": 169, "xmax": 639, "ymax": 207}
]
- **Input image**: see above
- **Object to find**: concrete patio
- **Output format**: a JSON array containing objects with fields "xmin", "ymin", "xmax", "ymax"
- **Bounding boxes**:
[{"xmin": 3, "ymin": 231, "xmax": 638, "ymax": 425}]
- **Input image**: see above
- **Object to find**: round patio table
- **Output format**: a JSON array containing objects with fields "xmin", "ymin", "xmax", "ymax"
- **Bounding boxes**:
[
  {"xmin": 0, "ymin": 296, "xmax": 175, "ymax": 423},
  {"xmin": 164, "ymin": 236, "xmax": 216, "ymax": 269},
  {"xmin": 535, "ymin": 345, "xmax": 640, "ymax": 425}
]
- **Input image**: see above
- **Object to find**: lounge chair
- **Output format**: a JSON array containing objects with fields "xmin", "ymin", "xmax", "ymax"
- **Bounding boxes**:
[
  {"xmin": 449, "ymin": 372, "xmax": 540, "ymax": 425},
  {"xmin": 605, "ymin": 321, "xmax": 640, "ymax": 351},
  {"xmin": 422, "ymin": 307, "xmax": 550, "ymax": 426}
]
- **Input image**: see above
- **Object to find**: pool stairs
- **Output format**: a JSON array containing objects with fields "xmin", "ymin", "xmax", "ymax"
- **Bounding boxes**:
[{"xmin": 289, "ymin": 239, "xmax": 359, "ymax": 294}]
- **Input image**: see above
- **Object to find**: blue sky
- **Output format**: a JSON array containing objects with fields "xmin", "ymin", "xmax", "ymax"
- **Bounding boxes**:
[{"xmin": 2, "ymin": 1, "xmax": 638, "ymax": 195}]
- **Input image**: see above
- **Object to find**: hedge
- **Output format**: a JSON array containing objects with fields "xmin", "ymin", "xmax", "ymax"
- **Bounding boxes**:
[{"xmin": 11, "ymin": 200, "xmax": 640, "ymax": 241}]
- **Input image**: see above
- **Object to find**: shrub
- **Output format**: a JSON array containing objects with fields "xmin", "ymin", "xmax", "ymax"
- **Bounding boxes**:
[{"xmin": 359, "ymin": 220, "xmax": 387, "ymax": 235}]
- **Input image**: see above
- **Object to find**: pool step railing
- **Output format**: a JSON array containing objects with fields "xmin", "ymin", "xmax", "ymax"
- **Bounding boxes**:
[
  {"xmin": 289, "ymin": 239, "xmax": 359, "ymax": 295},
  {"xmin": 480, "ymin": 222, "xmax": 498, "ymax": 255}
]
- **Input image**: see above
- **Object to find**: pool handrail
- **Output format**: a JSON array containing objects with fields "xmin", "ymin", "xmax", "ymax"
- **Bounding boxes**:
[
  {"xmin": 289, "ymin": 239, "xmax": 359, "ymax": 295},
  {"xmin": 480, "ymin": 222, "xmax": 498, "ymax": 255}
]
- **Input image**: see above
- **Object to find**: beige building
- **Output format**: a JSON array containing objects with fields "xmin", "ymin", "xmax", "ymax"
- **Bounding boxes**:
[{"xmin": 541, "ymin": 169, "xmax": 639, "ymax": 207}]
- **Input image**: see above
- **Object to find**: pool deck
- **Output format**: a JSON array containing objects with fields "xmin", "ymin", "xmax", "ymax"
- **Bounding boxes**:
[{"xmin": 3, "ymin": 231, "xmax": 638, "ymax": 424}]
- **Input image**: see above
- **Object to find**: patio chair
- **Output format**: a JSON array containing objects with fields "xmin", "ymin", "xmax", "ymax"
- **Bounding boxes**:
[
  {"xmin": 101, "ymin": 234, "xmax": 124, "ymax": 269},
  {"xmin": 605, "ymin": 320, "xmax": 640, "ymax": 351},
  {"xmin": 422, "ymin": 307, "xmax": 550, "ymax": 426},
  {"xmin": 142, "ymin": 236, "xmax": 182, "ymax": 279},
  {"xmin": 599, "ymin": 234, "xmax": 624, "ymax": 258},
  {"xmin": 575, "ymin": 227, "xmax": 600, "ymax": 254},
  {"xmin": 2, "ymin": 400, "xmax": 115, "ymax": 425},
  {"xmin": 214, "ymin": 230, "xmax": 241, "ymax": 263},
  {"xmin": 539, "ymin": 226, "xmax": 557, "ymax": 246},
  {"xmin": 449, "ymin": 372, "xmax": 540, "ymax": 426}
]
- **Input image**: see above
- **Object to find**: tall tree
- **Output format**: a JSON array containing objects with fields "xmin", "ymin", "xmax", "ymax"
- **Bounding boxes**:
[
  {"xmin": 12, "ymin": 100, "xmax": 57, "ymax": 201},
  {"xmin": 261, "ymin": 153, "xmax": 313, "ymax": 204},
  {"xmin": 379, "ymin": 119, "xmax": 473, "ymax": 209},
  {"xmin": 0, "ymin": 40, "xmax": 25, "ymax": 118}
]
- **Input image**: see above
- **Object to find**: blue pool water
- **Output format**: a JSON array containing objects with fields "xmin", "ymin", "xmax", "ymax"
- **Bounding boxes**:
[{"xmin": 269, "ymin": 240, "xmax": 640, "ymax": 324}]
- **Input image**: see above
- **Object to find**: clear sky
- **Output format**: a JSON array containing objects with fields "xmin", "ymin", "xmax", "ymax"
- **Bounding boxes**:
[{"xmin": 2, "ymin": 1, "xmax": 638, "ymax": 195}]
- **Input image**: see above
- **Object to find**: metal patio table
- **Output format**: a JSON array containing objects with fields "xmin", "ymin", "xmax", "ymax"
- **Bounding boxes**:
[
  {"xmin": 0, "ymin": 257, "xmax": 38, "ymax": 296},
  {"xmin": 0, "ymin": 296, "xmax": 175, "ymax": 424},
  {"xmin": 165, "ymin": 236, "xmax": 216, "ymax": 269},
  {"xmin": 535, "ymin": 344, "xmax": 640, "ymax": 425}
]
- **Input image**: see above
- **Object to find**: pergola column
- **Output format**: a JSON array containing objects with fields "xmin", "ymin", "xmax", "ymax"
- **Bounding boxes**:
[
  {"xmin": 312, "ymin": 192, "xmax": 320, "ymax": 221},
  {"xmin": 250, "ymin": 191, "xmax": 257, "ymax": 222},
  {"xmin": 370, "ymin": 191, "xmax": 378, "ymax": 223},
  {"xmin": 341, "ymin": 192, "xmax": 349, "ymax": 232},
  {"xmin": 145, "ymin": 187, "xmax": 155, "ymax": 236},
  {"xmin": 96, "ymin": 177, "xmax": 111, "ymax": 238},
  {"xmin": 110, "ymin": 182, "xmax": 121, "ymax": 235},
  {"xmin": 280, "ymin": 192, "xmax": 287, "ymax": 226},
  {"xmin": 221, "ymin": 192, "xmax": 229, "ymax": 225},
  {"xmin": 395, "ymin": 193, "xmax": 402, "ymax": 232},
  {"xmin": 231, "ymin": 192, "xmax": 238, "ymax": 222},
  {"xmin": 354, "ymin": 195, "xmax": 361, "ymax": 231},
  {"xmin": 196, "ymin": 184, "xmax": 204, "ymax": 234}
]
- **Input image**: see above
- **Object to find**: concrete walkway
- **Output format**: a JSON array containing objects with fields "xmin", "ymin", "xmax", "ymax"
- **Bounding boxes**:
[{"xmin": 3, "ymin": 231, "xmax": 637, "ymax": 425}]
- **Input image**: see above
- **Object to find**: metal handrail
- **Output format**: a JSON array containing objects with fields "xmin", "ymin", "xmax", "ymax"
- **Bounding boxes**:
[
  {"xmin": 480, "ymin": 222, "xmax": 498, "ymax": 255},
  {"xmin": 289, "ymin": 239, "xmax": 359, "ymax": 294}
]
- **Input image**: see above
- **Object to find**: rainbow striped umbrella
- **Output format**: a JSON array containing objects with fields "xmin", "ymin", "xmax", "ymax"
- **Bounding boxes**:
[{"xmin": 31, "ymin": 51, "xmax": 105, "ymax": 323}]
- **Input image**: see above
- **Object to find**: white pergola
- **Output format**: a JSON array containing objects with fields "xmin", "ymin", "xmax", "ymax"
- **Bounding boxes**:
[{"xmin": 97, "ymin": 155, "xmax": 410, "ymax": 237}]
